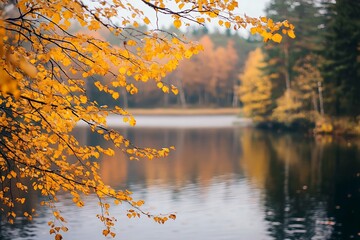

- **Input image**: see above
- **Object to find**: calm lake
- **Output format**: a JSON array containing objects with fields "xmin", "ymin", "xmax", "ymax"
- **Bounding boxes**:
[{"xmin": 2, "ymin": 116, "xmax": 360, "ymax": 240}]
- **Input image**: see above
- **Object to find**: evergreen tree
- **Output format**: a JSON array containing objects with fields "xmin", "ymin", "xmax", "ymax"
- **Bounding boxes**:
[
  {"xmin": 263, "ymin": 0, "xmax": 325, "ymax": 121},
  {"xmin": 263, "ymin": 0, "xmax": 323, "ymax": 95},
  {"xmin": 263, "ymin": 0, "xmax": 294, "ymax": 99},
  {"xmin": 321, "ymin": 0, "xmax": 360, "ymax": 117}
]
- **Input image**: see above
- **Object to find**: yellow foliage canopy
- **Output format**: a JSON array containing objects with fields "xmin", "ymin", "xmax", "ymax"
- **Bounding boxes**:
[
  {"xmin": 239, "ymin": 48, "xmax": 272, "ymax": 121},
  {"xmin": 0, "ymin": 0, "xmax": 294, "ymax": 238}
]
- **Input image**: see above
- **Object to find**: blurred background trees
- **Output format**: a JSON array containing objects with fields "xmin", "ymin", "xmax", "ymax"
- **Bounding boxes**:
[
  {"xmin": 82, "ymin": 0, "xmax": 358, "ymax": 132},
  {"xmin": 241, "ymin": 0, "xmax": 359, "ymax": 131},
  {"xmin": 85, "ymin": 27, "xmax": 260, "ymax": 108}
]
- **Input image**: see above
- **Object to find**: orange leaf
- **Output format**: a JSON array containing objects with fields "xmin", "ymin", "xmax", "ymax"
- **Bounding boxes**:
[
  {"xmin": 55, "ymin": 234, "xmax": 63, "ymax": 240},
  {"xmin": 143, "ymin": 17, "xmax": 150, "ymax": 25}
]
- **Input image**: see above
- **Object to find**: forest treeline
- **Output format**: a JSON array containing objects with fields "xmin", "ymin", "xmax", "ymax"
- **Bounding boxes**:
[
  {"xmin": 240, "ymin": 0, "xmax": 360, "ymax": 134},
  {"xmin": 85, "ymin": 26, "xmax": 260, "ymax": 108},
  {"xmin": 86, "ymin": 0, "xmax": 359, "ymax": 134}
]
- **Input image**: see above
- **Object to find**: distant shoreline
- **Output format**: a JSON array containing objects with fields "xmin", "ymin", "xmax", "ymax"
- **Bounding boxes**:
[
  {"xmin": 76, "ymin": 112, "xmax": 251, "ymax": 128},
  {"xmin": 126, "ymin": 108, "xmax": 241, "ymax": 116}
]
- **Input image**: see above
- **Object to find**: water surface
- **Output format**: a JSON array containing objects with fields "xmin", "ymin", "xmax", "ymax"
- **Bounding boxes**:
[{"xmin": 2, "ymin": 119, "xmax": 360, "ymax": 240}]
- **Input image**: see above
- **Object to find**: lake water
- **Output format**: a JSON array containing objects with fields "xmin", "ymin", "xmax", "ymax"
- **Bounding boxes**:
[{"xmin": 2, "ymin": 116, "xmax": 360, "ymax": 240}]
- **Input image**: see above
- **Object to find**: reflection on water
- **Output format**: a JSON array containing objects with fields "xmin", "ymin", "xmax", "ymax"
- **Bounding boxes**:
[{"xmin": 3, "ymin": 126, "xmax": 360, "ymax": 240}]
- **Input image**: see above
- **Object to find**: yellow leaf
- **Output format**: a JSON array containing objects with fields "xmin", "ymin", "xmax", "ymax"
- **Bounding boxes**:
[
  {"xmin": 162, "ymin": 85, "xmax": 169, "ymax": 93},
  {"xmin": 127, "ymin": 40, "xmax": 136, "ymax": 46},
  {"xmin": 112, "ymin": 92, "xmax": 119, "ymax": 100},
  {"xmin": 129, "ymin": 118, "xmax": 136, "ymax": 126},
  {"xmin": 250, "ymin": 27, "xmax": 257, "ymax": 35},
  {"xmin": 171, "ymin": 87, "xmax": 179, "ymax": 95},
  {"xmin": 119, "ymin": 67, "xmax": 127, "ymax": 74},
  {"xmin": 10, "ymin": 170, "xmax": 17, "ymax": 178},
  {"xmin": 88, "ymin": 20, "xmax": 100, "ymax": 30},
  {"xmin": 136, "ymin": 200, "xmax": 145, "ymax": 206},
  {"xmin": 157, "ymin": 82, "xmax": 163, "ymax": 88},
  {"xmin": 208, "ymin": 11, "xmax": 218, "ymax": 18},
  {"xmin": 52, "ymin": 13, "xmax": 61, "ymax": 24},
  {"xmin": 197, "ymin": 18, "xmax": 205, "ymax": 23},
  {"xmin": 267, "ymin": 18, "xmax": 274, "ymax": 28},
  {"xmin": 225, "ymin": 21, "xmax": 231, "ymax": 29},
  {"xmin": 184, "ymin": 49, "xmax": 193, "ymax": 58},
  {"xmin": 271, "ymin": 33, "xmax": 282, "ymax": 43},
  {"xmin": 79, "ymin": 95, "xmax": 87, "ymax": 104},
  {"xmin": 143, "ymin": 17, "xmax": 150, "ymax": 25},
  {"xmin": 174, "ymin": 19, "xmax": 182, "ymax": 28},
  {"xmin": 287, "ymin": 30, "xmax": 296, "ymax": 39},
  {"xmin": 63, "ymin": 10, "xmax": 72, "ymax": 19}
]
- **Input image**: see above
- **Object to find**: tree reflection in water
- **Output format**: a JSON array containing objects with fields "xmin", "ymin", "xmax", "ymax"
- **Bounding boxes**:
[
  {"xmin": 240, "ymin": 129, "xmax": 360, "ymax": 239},
  {"xmin": 2, "ymin": 127, "xmax": 359, "ymax": 240}
]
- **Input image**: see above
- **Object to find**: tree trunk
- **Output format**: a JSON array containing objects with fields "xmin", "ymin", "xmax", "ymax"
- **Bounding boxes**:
[
  {"xmin": 177, "ymin": 79, "xmax": 187, "ymax": 108},
  {"xmin": 163, "ymin": 91, "xmax": 169, "ymax": 107},
  {"xmin": 204, "ymin": 91, "xmax": 209, "ymax": 106},
  {"xmin": 318, "ymin": 81, "xmax": 325, "ymax": 116},
  {"xmin": 312, "ymin": 91, "xmax": 319, "ymax": 114},
  {"xmin": 284, "ymin": 43, "xmax": 291, "ymax": 91}
]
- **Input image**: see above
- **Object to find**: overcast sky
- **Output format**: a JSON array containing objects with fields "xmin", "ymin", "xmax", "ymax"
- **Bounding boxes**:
[
  {"xmin": 137, "ymin": 0, "xmax": 271, "ymax": 34},
  {"xmin": 237, "ymin": 0, "xmax": 270, "ymax": 17}
]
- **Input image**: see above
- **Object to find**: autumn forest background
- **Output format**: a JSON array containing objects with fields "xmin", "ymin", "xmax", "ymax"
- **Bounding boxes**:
[{"xmin": 85, "ymin": 0, "xmax": 359, "ymax": 134}]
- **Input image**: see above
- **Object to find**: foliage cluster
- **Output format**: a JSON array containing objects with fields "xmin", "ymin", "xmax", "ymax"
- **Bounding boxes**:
[{"xmin": 0, "ymin": 0, "xmax": 294, "ymax": 238}]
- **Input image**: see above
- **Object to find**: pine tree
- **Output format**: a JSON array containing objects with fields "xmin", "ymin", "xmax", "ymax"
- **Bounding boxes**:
[
  {"xmin": 263, "ymin": 0, "xmax": 325, "ymax": 122},
  {"xmin": 263, "ymin": 0, "xmax": 323, "ymax": 94},
  {"xmin": 321, "ymin": 0, "xmax": 360, "ymax": 117},
  {"xmin": 263, "ymin": 0, "xmax": 295, "ymax": 98}
]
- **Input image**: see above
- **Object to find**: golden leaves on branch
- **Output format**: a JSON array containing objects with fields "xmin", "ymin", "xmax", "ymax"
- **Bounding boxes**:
[
  {"xmin": 0, "ymin": 0, "xmax": 293, "ymax": 238},
  {"xmin": 168, "ymin": 1, "xmax": 295, "ymax": 43},
  {"xmin": 250, "ymin": 18, "xmax": 296, "ymax": 43},
  {"xmin": 0, "ymin": 19, "xmax": 38, "ymax": 97}
]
